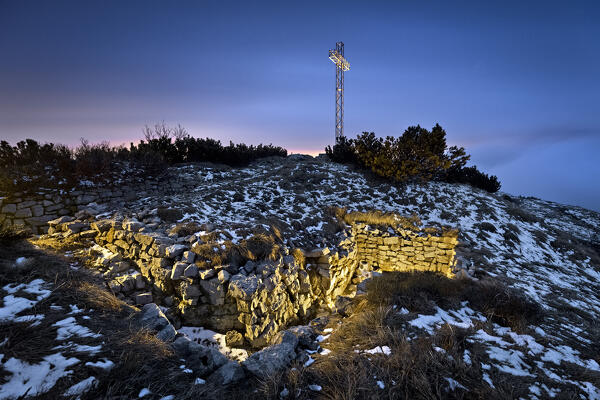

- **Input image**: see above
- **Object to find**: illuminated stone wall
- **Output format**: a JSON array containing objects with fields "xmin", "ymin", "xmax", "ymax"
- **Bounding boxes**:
[
  {"xmin": 352, "ymin": 223, "xmax": 458, "ymax": 277},
  {"xmin": 44, "ymin": 217, "xmax": 458, "ymax": 348}
]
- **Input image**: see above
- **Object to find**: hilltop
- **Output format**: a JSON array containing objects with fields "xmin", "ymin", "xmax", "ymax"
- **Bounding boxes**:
[{"xmin": 0, "ymin": 155, "xmax": 599, "ymax": 399}]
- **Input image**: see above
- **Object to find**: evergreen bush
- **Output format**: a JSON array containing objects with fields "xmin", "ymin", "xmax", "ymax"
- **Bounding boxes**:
[{"xmin": 324, "ymin": 124, "xmax": 501, "ymax": 193}]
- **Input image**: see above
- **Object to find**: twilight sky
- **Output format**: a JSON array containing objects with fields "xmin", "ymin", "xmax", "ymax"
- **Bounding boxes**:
[{"xmin": 1, "ymin": 1, "xmax": 599, "ymax": 211}]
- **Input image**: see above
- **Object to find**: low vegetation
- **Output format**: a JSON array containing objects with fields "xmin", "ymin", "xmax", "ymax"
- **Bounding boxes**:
[
  {"xmin": 0, "ymin": 235, "xmax": 241, "ymax": 399},
  {"xmin": 0, "ymin": 225, "xmax": 31, "ymax": 243},
  {"xmin": 0, "ymin": 122, "xmax": 286, "ymax": 193},
  {"xmin": 260, "ymin": 272, "xmax": 548, "ymax": 399},
  {"xmin": 325, "ymin": 125, "xmax": 501, "ymax": 193}
]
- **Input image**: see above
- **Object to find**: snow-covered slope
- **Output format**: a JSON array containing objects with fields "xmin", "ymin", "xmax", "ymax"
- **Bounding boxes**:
[
  {"xmin": 119, "ymin": 155, "xmax": 600, "ymax": 397},
  {"xmin": 2, "ymin": 155, "xmax": 599, "ymax": 399}
]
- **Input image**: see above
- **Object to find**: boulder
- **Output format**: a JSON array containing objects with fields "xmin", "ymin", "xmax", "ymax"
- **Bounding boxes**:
[
  {"xmin": 242, "ymin": 339, "xmax": 297, "ymax": 378},
  {"xmin": 157, "ymin": 324, "xmax": 177, "ymax": 342},
  {"xmin": 199, "ymin": 269, "xmax": 216, "ymax": 280},
  {"xmin": 270, "ymin": 330, "xmax": 299, "ymax": 348},
  {"xmin": 210, "ymin": 360, "xmax": 245, "ymax": 385},
  {"xmin": 64, "ymin": 221, "xmax": 89, "ymax": 235},
  {"xmin": 111, "ymin": 261, "xmax": 130, "ymax": 273},
  {"xmin": 283, "ymin": 326, "xmax": 315, "ymax": 348},
  {"xmin": 171, "ymin": 337, "xmax": 228, "ymax": 376},
  {"xmin": 48, "ymin": 216, "xmax": 74, "ymax": 227},
  {"xmin": 1, "ymin": 204, "xmax": 16, "ymax": 214},
  {"xmin": 302, "ymin": 247, "xmax": 330, "ymax": 258},
  {"xmin": 181, "ymin": 282, "xmax": 201, "ymax": 300},
  {"xmin": 218, "ymin": 270, "xmax": 230, "ymax": 283},
  {"xmin": 122, "ymin": 219, "xmax": 144, "ymax": 232},
  {"xmin": 181, "ymin": 251, "xmax": 195, "ymax": 263},
  {"xmin": 135, "ymin": 274, "xmax": 146, "ymax": 289},
  {"xmin": 334, "ymin": 296, "xmax": 353, "ymax": 316},
  {"xmin": 137, "ymin": 303, "xmax": 170, "ymax": 331}
]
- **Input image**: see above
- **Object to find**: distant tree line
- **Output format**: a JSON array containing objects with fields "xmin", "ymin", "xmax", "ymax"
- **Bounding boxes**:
[
  {"xmin": 325, "ymin": 124, "xmax": 501, "ymax": 193},
  {"xmin": 0, "ymin": 123, "xmax": 287, "ymax": 192}
]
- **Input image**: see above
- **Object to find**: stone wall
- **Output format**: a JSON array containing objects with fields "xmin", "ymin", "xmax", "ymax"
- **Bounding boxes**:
[
  {"xmin": 353, "ymin": 223, "xmax": 457, "ymax": 277},
  {"xmin": 0, "ymin": 176, "xmax": 186, "ymax": 234},
  {"xmin": 46, "ymin": 216, "xmax": 459, "ymax": 349}
]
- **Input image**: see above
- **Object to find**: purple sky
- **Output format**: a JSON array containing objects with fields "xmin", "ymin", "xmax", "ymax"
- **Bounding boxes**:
[{"xmin": 1, "ymin": 1, "xmax": 599, "ymax": 211}]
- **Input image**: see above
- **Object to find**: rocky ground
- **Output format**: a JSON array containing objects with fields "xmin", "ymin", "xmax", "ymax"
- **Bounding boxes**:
[{"xmin": 1, "ymin": 155, "xmax": 599, "ymax": 399}]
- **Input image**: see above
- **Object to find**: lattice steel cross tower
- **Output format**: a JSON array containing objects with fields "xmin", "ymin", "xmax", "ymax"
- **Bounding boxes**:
[{"xmin": 329, "ymin": 42, "xmax": 350, "ymax": 139}]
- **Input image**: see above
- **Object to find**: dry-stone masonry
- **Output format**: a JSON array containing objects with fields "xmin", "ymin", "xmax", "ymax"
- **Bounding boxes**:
[
  {"xmin": 46, "ymin": 214, "xmax": 459, "ymax": 349},
  {"xmin": 0, "ymin": 175, "xmax": 190, "ymax": 234}
]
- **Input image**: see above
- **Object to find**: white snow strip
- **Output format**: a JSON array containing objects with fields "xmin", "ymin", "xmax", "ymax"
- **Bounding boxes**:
[
  {"xmin": 364, "ymin": 346, "xmax": 391, "ymax": 356},
  {"xmin": 63, "ymin": 376, "xmax": 97, "ymax": 396},
  {"xmin": 179, "ymin": 326, "xmax": 248, "ymax": 361},
  {"xmin": 52, "ymin": 317, "xmax": 101, "ymax": 341},
  {"xmin": 85, "ymin": 359, "xmax": 114, "ymax": 370},
  {"xmin": 0, "ymin": 353, "xmax": 79, "ymax": 399}
]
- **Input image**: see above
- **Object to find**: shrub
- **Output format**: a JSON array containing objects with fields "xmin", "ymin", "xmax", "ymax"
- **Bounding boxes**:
[
  {"xmin": 325, "ymin": 135, "xmax": 358, "ymax": 164},
  {"xmin": 0, "ymin": 139, "xmax": 74, "ymax": 190},
  {"xmin": 353, "ymin": 126, "xmax": 470, "ymax": 182},
  {"xmin": 325, "ymin": 125, "xmax": 501, "ymax": 192},
  {"xmin": 444, "ymin": 165, "xmax": 501, "ymax": 193},
  {"xmin": 0, "ymin": 123, "xmax": 287, "ymax": 194},
  {"xmin": 0, "ymin": 225, "xmax": 31, "ymax": 243}
]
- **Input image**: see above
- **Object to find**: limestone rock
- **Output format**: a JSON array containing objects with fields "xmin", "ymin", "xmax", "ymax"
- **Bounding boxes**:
[
  {"xmin": 210, "ymin": 360, "xmax": 245, "ymax": 385},
  {"xmin": 242, "ymin": 339, "xmax": 297, "ymax": 378},
  {"xmin": 199, "ymin": 278, "xmax": 225, "ymax": 305},
  {"xmin": 48, "ymin": 216, "xmax": 74, "ymax": 227},
  {"xmin": 228, "ymin": 274, "xmax": 259, "ymax": 301},
  {"xmin": 184, "ymin": 264, "xmax": 199, "ymax": 278},
  {"xmin": 218, "ymin": 270, "xmax": 230, "ymax": 283},
  {"xmin": 122, "ymin": 219, "xmax": 144, "ymax": 232},
  {"xmin": 135, "ymin": 292, "xmax": 153, "ymax": 305},
  {"xmin": 270, "ymin": 330, "xmax": 299, "ymax": 348},
  {"xmin": 170, "ymin": 262, "xmax": 188, "ymax": 280},
  {"xmin": 157, "ymin": 324, "xmax": 177, "ymax": 342},
  {"xmin": 64, "ymin": 221, "xmax": 88, "ymax": 235},
  {"xmin": 181, "ymin": 251, "xmax": 195, "ymax": 263},
  {"xmin": 1, "ymin": 204, "xmax": 16, "ymax": 214},
  {"xmin": 199, "ymin": 269, "xmax": 216, "ymax": 280},
  {"xmin": 166, "ymin": 244, "xmax": 187, "ymax": 258},
  {"xmin": 284, "ymin": 325, "xmax": 315, "ymax": 348},
  {"xmin": 137, "ymin": 303, "xmax": 169, "ymax": 331},
  {"xmin": 225, "ymin": 330, "xmax": 245, "ymax": 347},
  {"xmin": 171, "ymin": 336, "xmax": 228, "ymax": 376},
  {"xmin": 302, "ymin": 247, "xmax": 330, "ymax": 258}
]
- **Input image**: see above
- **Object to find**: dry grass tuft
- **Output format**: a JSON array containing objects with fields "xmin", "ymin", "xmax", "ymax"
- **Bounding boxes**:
[
  {"xmin": 340, "ymin": 209, "xmax": 423, "ymax": 231},
  {"xmin": 74, "ymin": 281, "xmax": 128, "ymax": 313},
  {"xmin": 0, "ymin": 224, "xmax": 31, "ymax": 243},
  {"xmin": 365, "ymin": 272, "xmax": 542, "ymax": 332},
  {"xmin": 242, "ymin": 233, "xmax": 281, "ymax": 260},
  {"xmin": 121, "ymin": 328, "xmax": 174, "ymax": 360},
  {"xmin": 291, "ymin": 248, "xmax": 306, "ymax": 268},
  {"xmin": 257, "ymin": 271, "xmax": 544, "ymax": 399},
  {"xmin": 169, "ymin": 221, "xmax": 202, "ymax": 237}
]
